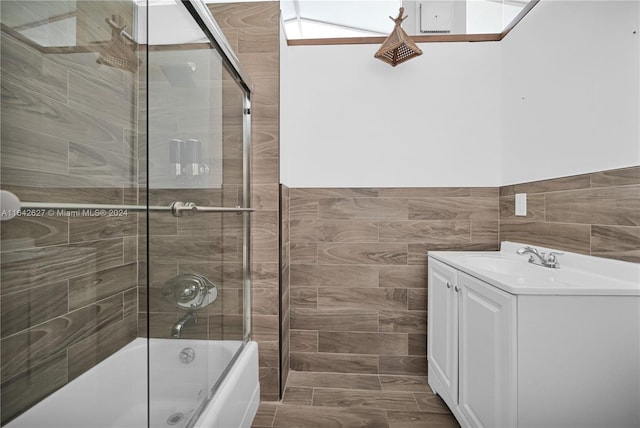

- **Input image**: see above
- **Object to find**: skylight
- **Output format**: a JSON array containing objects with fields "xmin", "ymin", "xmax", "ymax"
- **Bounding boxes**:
[{"xmin": 282, "ymin": 0, "xmax": 532, "ymax": 40}]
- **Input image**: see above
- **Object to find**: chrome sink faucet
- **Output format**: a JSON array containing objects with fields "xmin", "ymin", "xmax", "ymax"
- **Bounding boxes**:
[
  {"xmin": 516, "ymin": 246, "xmax": 563, "ymax": 268},
  {"xmin": 171, "ymin": 311, "xmax": 197, "ymax": 338}
]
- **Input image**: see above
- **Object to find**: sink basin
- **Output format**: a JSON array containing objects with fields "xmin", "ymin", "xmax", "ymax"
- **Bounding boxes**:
[
  {"xmin": 429, "ymin": 241, "xmax": 640, "ymax": 296},
  {"xmin": 458, "ymin": 255, "xmax": 527, "ymax": 276},
  {"xmin": 459, "ymin": 255, "xmax": 590, "ymax": 286}
]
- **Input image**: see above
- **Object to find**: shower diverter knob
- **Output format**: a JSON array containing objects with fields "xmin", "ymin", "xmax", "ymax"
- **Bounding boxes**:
[{"xmin": 163, "ymin": 273, "xmax": 218, "ymax": 310}]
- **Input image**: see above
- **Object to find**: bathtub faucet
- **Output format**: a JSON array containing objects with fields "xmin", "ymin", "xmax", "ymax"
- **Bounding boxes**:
[{"xmin": 171, "ymin": 311, "xmax": 197, "ymax": 338}]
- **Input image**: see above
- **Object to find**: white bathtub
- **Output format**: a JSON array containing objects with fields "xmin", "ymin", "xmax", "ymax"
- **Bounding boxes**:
[{"xmin": 7, "ymin": 338, "xmax": 260, "ymax": 428}]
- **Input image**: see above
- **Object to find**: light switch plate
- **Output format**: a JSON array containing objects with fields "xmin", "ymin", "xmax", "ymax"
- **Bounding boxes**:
[{"xmin": 515, "ymin": 193, "xmax": 527, "ymax": 216}]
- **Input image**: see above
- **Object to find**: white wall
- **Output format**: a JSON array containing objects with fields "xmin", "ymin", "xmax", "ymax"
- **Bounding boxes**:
[
  {"xmin": 280, "ymin": 19, "xmax": 293, "ymax": 185},
  {"xmin": 501, "ymin": 0, "xmax": 640, "ymax": 185},
  {"xmin": 280, "ymin": 0, "xmax": 640, "ymax": 188},
  {"xmin": 281, "ymin": 40, "xmax": 503, "ymax": 187}
]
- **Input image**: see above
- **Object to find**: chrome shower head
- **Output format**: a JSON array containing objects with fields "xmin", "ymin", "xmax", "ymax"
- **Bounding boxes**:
[{"xmin": 96, "ymin": 16, "xmax": 139, "ymax": 73}]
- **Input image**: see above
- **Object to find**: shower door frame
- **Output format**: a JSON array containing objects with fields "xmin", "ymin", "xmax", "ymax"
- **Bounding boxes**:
[{"xmin": 179, "ymin": 0, "xmax": 254, "ymax": 343}]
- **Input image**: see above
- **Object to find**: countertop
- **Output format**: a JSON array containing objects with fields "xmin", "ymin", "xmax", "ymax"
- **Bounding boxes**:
[{"xmin": 428, "ymin": 241, "xmax": 640, "ymax": 296}]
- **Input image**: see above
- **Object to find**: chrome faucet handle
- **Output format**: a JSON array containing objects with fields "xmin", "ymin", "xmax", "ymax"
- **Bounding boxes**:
[
  {"xmin": 545, "ymin": 251, "xmax": 563, "ymax": 267},
  {"xmin": 546, "ymin": 251, "xmax": 564, "ymax": 260}
]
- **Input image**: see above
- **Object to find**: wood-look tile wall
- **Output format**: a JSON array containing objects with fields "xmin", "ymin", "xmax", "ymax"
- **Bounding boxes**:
[
  {"xmin": 499, "ymin": 166, "xmax": 640, "ymax": 263},
  {"xmin": 286, "ymin": 187, "xmax": 500, "ymax": 376},
  {"xmin": 0, "ymin": 10, "xmax": 139, "ymax": 423},
  {"xmin": 209, "ymin": 2, "xmax": 281, "ymax": 401},
  {"xmin": 280, "ymin": 185, "xmax": 291, "ymax": 395}
]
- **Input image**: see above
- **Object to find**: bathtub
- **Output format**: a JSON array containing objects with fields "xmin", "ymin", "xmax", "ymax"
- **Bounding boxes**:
[{"xmin": 7, "ymin": 338, "xmax": 260, "ymax": 428}]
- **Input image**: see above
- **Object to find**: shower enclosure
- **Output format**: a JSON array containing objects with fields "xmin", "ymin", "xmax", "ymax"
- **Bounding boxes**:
[{"xmin": 0, "ymin": 0, "xmax": 255, "ymax": 426}]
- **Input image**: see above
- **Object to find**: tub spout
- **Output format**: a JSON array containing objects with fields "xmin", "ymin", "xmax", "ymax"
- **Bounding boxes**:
[{"xmin": 171, "ymin": 311, "xmax": 197, "ymax": 338}]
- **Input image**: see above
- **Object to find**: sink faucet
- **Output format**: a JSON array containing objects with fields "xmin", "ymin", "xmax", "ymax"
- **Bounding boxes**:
[
  {"xmin": 516, "ymin": 246, "xmax": 563, "ymax": 268},
  {"xmin": 171, "ymin": 311, "xmax": 197, "ymax": 338}
]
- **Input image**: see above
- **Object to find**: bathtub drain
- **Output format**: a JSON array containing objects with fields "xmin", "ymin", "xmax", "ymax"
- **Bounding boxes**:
[{"xmin": 167, "ymin": 412, "xmax": 185, "ymax": 425}]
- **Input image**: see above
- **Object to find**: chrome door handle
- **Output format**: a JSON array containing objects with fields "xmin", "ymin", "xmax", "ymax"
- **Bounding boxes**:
[{"xmin": 170, "ymin": 201, "xmax": 254, "ymax": 217}]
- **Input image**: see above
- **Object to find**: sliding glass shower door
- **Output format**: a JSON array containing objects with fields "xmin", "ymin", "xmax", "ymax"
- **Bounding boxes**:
[
  {"xmin": 0, "ymin": 0, "xmax": 252, "ymax": 426},
  {"xmin": 145, "ymin": 1, "xmax": 252, "ymax": 427},
  {"xmin": 0, "ymin": 0, "xmax": 143, "ymax": 425}
]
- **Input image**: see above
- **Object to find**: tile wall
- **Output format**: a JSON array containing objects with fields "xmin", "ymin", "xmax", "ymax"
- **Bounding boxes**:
[
  {"xmin": 283, "ymin": 166, "xmax": 638, "ymax": 381},
  {"xmin": 500, "ymin": 166, "xmax": 640, "ymax": 263},
  {"xmin": 0, "ymin": 5, "xmax": 139, "ymax": 422},
  {"xmin": 280, "ymin": 184, "xmax": 291, "ymax": 393},
  {"xmin": 209, "ymin": 1, "xmax": 282, "ymax": 401},
  {"xmin": 286, "ymin": 187, "xmax": 500, "ymax": 376}
]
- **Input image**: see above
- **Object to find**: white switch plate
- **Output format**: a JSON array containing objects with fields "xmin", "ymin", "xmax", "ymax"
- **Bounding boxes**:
[{"xmin": 515, "ymin": 193, "xmax": 527, "ymax": 216}]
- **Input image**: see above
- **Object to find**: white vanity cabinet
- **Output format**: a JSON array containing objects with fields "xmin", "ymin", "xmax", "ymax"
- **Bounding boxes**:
[
  {"xmin": 427, "ymin": 259, "xmax": 458, "ymax": 407},
  {"xmin": 427, "ymin": 243, "xmax": 640, "ymax": 428},
  {"xmin": 457, "ymin": 272, "xmax": 516, "ymax": 428},
  {"xmin": 428, "ymin": 258, "xmax": 516, "ymax": 428}
]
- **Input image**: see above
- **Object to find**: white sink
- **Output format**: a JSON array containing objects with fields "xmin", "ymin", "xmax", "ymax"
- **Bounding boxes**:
[
  {"xmin": 458, "ymin": 254, "xmax": 529, "ymax": 276},
  {"xmin": 429, "ymin": 241, "xmax": 640, "ymax": 296}
]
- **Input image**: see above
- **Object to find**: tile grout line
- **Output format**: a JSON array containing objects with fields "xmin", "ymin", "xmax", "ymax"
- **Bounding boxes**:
[
  {"xmin": 411, "ymin": 391, "xmax": 422, "ymax": 413},
  {"xmin": 270, "ymin": 404, "xmax": 279, "ymax": 427}
]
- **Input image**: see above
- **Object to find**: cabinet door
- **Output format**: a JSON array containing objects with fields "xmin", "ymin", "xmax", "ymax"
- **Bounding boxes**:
[
  {"xmin": 458, "ymin": 272, "xmax": 517, "ymax": 428},
  {"xmin": 427, "ymin": 258, "xmax": 458, "ymax": 406}
]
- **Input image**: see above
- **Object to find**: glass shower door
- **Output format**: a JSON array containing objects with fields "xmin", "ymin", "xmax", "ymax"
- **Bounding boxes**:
[
  {"xmin": 0, "ymin": 0, "xmax": 250, "ymax": 425},
  {"xmin": 145, "ymin": 1, "xmax": 251, "ymax": 427},
  {"xmin": 0, "ymin": 0, "xmax": 145, "ymax": 425}
]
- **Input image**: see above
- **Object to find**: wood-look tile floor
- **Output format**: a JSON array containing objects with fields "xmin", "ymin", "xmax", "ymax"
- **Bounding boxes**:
[{"xmin": 252, "ymin": 371, "xmax": 460, "ymax": 428}]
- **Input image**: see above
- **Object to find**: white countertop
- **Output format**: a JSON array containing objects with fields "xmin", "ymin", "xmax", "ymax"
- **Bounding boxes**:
[{"xmin": 428, "ymin": 241, "xmax": 640, "ymax": 296}]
